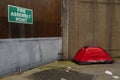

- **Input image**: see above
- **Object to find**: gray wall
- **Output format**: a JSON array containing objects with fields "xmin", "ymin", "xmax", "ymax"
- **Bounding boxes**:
[
  {"xmin": 62, "ymin": 0, "xmax": 120, "ymax": 60},
  {"xmin": 0, "ymin": 37, "xmax": 62, "ymax": 76}
]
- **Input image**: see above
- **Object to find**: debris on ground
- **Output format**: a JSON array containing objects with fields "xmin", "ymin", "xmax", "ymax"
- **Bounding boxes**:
[
  {"xmin": 112, "ymin": 76, "xmax": 119, "ymax": 79},
  {"xmin": 105, "ymin": 70, "xmax": 113, "ymax": 75},
  {"xmin": 105, "ymin": 70, "xmax": 119, "ymax": 79},
  {"xmin": 65, "ymin": 67, "xmax": 72, "ymax": 72},
  {"xmin": 61, "ymin": 78, "xmax": 67, "ymax": 80}
]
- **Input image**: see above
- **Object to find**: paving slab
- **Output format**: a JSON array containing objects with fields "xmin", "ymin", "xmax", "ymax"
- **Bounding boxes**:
[{"xmin": 0, "ymin": 59, "xmax": 120, "ymax": 80}]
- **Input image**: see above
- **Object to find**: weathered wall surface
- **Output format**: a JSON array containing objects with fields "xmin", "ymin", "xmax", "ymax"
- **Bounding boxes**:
[
  {"xmin": 0, "ymin": 0, "xmax": 61, "ymax": 38},
  {"xmin": 0, "ymin": 0, "xmax": 62, "ymax": 76},
  {"xmin": 0, "ymin": 37, "xmax": 62, "ymax": 76},
  {"xmin": 63, "ymin": 0, "xmax": 120, "ymax": 59}
]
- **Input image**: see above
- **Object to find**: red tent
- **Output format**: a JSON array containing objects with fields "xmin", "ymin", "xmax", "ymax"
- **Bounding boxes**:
[{"xmin": 73, "ymin": 46, "xmax": 113, "ymax": 64}]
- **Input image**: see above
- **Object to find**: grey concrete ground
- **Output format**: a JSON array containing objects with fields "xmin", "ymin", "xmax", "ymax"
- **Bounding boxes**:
[{"xmin": 0, "ymin": 59, "xmax": 120, "ymax": 80}]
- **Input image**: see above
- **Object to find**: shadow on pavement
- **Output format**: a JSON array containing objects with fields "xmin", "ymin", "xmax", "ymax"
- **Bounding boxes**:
[{"xmin": 28, "ymin": 68, "xmax": 94, "ymax": 80}]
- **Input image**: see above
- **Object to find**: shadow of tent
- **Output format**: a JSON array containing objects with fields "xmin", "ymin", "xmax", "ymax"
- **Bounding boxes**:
[{"xmin": 27, "ymin": 68, "xmax": 94, "ymax": 80}]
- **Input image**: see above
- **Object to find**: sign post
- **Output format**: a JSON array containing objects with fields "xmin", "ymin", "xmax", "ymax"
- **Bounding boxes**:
[{"xmin": 8, "ymin": 5, "xmax": 33, "ymax": 24}]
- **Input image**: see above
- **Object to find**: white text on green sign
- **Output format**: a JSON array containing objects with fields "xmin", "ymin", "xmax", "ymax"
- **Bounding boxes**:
[{"xmin": 8, "ymin": 5, "xmax": 33, "ymax": 24}]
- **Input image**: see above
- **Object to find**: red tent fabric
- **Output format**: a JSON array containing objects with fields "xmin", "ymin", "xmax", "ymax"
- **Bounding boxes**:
[{"xmin": 73, "ymin": 46, "xmax": 113, "ymax": 64}]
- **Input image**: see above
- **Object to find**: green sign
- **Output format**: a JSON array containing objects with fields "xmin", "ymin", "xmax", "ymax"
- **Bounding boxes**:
[{"xmin": 8, "ymin": 5, "xmax": 33, "ymax": 24}]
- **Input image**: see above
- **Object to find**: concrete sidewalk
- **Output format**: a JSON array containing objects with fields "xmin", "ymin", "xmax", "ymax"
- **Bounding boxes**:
[{"xmin": 0, "ymin": 58, "xmax": 120, "ymax": 80}]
